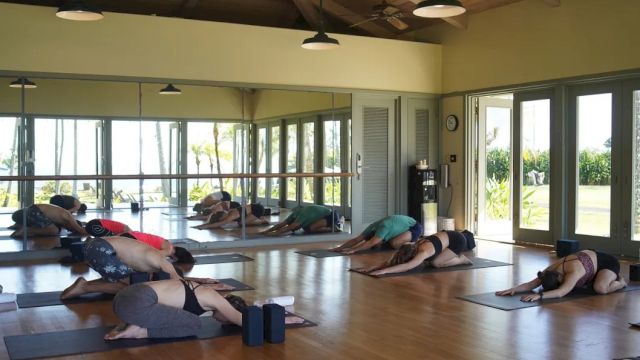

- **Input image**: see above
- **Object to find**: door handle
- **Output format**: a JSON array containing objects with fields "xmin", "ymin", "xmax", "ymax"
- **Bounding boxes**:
[{"xmin": 356, "ymin": 153, "xmax": 362, "ymax": 180}]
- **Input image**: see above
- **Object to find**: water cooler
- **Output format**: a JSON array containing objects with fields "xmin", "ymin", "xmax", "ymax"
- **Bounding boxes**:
[{"xmin": 408, "ymin": 166, "xmax": 438, "ymax": 235}]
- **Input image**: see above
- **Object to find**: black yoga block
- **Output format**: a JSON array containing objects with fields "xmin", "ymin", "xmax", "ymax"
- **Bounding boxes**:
[
  {"xmin": 129, "ymin": 272, "xmax": 151, "ymax": 284},
  {"xmin": 263, "ymin": 304, "xmax": 285, "ymax": 343},
  {"xmin": 60, "ymin": 236, "xmax": 81, "ymax": 249},
  {"xmin": 630, "ymin": 264, "xmax": 640, "ymax": 282},
  {"xmin": 69, "ymin": 242, "xmax": 85, "ymax": 262},
  {"xmin": 242, "ymin": 306, "xmax": 264, "ymax": 346},
  {"xmin": 152, "ymin": 271, "xmax": 171, "ymax": 281},
  {"xmin": 556, "ymin": 239, "xmax": 580, "ymax": 258}
]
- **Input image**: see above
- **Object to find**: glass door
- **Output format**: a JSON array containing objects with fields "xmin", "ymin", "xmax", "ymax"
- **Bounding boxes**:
[
  {"xmin": 568, "ymin": 82, "xmax": 621, "ymax": 253},
  {"xmin": 284, "ymin": 121, "xmax": 298, "ymax": 208},
  {"xmin": 301, "ymin": 117, "xmax": 316, "ymax": 205},
  {"xmin": 476, "ymin": 96, "xmax": 513, "ymax": 241},
  {"xmin": 622, "ymin": 79, "xmax": 640, "ymax": 256},
  {"xmin": 168, "ymin": 122, "xmax": 182, "ymax": 206},
  {"xmin": 512, "ymin": 89, "xmax": 554, "ymax": 244}
]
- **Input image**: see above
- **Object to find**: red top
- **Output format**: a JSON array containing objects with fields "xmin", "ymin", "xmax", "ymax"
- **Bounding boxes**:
[
  {"xmin": 98, "ymin": 219, "xmax": 127, "ymax": 234},
  {"xmin": 126, "ymin": 230, "xmax": 165, "ymax": 250}
]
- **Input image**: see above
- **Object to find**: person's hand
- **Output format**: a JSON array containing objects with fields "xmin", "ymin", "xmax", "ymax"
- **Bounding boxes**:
[
  {"xmin": 369, "ymin": 269, "xmax": 386, "ymax": 276},
  {"xmin": 495, "ymin": 288, "xmax": 516, "ymax": 296},
  {"xmin": 342, "ymin": 249, "xmax": 357, "ymax": 255},
  {"xmin": 187, "ymin": 277, "xmax": 219, "ymax": 284},
  {"xmin": 285, "ymin": 316, "xmax": 305, "ymax": 325},
  {"xmin": 210, "ymin": 283, "xmax": 235, "ymax": 291},
  {"xmin": 520, "ymin": 293, "xmax": 542, "ymax": 302}
]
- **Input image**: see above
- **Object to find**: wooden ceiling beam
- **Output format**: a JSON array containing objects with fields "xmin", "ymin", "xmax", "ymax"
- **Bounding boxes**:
[
  {"xmin": 176, "ymin": 0, "xmax": 199, "ymax": 18},
  {"xmin": 291, "ymin": 0, "xmax": 321, "ymax": 30},
  {"xmin": 543, "ymin": 0, "xmax": 561, "ymax": 7},
  {"xmin": 442, "ymin": 13, "xmax": 468, "ymax": 30},
  {"xmin": 310, "ymin": 0, "xmax": 396, "ymax": 38}
]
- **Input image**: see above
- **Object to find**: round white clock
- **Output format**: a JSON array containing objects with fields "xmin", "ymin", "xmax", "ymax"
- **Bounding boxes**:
[{"xmin": 446, "ymin": 115, "xmax": 458, "ymax": 131}]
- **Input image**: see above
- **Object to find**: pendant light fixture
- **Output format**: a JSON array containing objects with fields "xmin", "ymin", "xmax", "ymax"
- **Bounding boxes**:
[
  {"xmin": 9, "ymin": 78, "xmax": 37, "ymax": 89},
  {"xmin": 56, "ymin": 1, "xmax": 104, "ymax": 21},
  {"xmin": 413, "ymin": 0, "xmax": 466, "ymax": 18},
  {"xmin": 301, "ymin": 0, "xmax": 339, "ymax": 50},
  {"xmin": 159, "ymin": 84, "xmax": 182, "ymax": 95}
]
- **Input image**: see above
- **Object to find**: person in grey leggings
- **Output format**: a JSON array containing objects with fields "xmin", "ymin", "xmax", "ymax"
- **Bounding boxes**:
[{"xmin": 104, "ymin": 279, "xmax": 247, "ymax": 339}]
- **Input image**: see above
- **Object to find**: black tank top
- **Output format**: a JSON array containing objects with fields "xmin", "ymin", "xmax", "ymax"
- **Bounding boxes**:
[{"xmin": 182, "ymin": 280, "xmax": 206, "ymax": 315}]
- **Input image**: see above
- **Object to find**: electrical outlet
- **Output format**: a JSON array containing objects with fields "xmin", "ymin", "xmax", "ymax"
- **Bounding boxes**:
[{"xmin": 450, "ymin": 154, "xmax": 457, "ymax": 162}]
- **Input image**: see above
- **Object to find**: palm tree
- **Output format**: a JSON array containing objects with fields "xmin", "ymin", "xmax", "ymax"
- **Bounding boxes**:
[{"xmin": 190, "ymin": 143, "xmax": 204, "ymax": 185}]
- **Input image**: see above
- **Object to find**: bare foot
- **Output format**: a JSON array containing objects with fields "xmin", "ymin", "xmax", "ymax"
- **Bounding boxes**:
[
  {"xmin": 460, "ymin": 255, "xmax": 473, "ymax": 265},
  {"xmin": 60, "ymin": 277, "xmax": 87, "ymax": 299},
  {"xmin": 619, "ymin": 277, "xmax": 627, "ymax": 288},
  {"xmin": 104, "ymin": 323, "xmax": 148, "ymax": 340}
]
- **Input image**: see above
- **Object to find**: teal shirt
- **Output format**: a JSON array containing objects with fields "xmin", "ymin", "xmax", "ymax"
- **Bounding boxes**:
[
  {"xmin": 285, "ymin": 206, "xmax": 304, "ymax": 224},
  {"xmin": 363, "ymin": 215, "xmax": 417, "ymax": 242},
  {"xmin": 294, "ymin": 205, "xmax": 331, "ymax": 227}
]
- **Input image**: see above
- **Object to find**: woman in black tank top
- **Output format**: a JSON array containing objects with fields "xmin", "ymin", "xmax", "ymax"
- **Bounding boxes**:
[
  {"xmin": 353, "ymin": 230, "xmax": 475, "ymax": 276},
  {"xmin": 105, "ymin": 279, "xmax": 248, "ymax": 340}
]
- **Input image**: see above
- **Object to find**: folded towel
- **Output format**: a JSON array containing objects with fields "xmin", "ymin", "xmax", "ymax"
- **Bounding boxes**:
[{"xmin": 0, "ymin": 292, "xmax": 16, "ymax": 303}]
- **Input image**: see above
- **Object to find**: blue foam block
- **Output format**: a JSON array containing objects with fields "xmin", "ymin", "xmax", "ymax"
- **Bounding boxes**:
[
  {"xmin": 263, "ymin": 304, "xmax": 285, "ymax": 343},
  {"xmin": 242, "ymin": 306, "xmax": 263, "ymax": 346}
]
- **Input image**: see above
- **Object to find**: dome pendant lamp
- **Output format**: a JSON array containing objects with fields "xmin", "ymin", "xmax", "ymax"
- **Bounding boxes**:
[
  {"xmin": 159, "ymin": 84, "xmax": 182, "ymax": 95},
  {"xmin": 301, "ymin": 0, "xmax": 339, "ymax": 50},
  {"xmin": 9, "ymin": 78, "xmax": 37, "ymax": 89},
  {"xmin": 56, "ymin": 1, "xmax": 104, "ymax": 21},
  {"xmin": 413, "ymin": 0, "xmax": 466, "ymax": 18}
]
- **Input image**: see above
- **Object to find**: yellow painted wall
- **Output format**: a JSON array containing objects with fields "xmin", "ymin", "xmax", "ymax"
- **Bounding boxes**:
[
  {"xmin": 417, "ymin": 0, "xmax": 640, "ymax": 93},
  {"xmin": 0, "ymin": 79, "xmax": 244, "ymax": 119},
  {"xmin": 0, "ymin": 78, "xmax": 351, "ymax": 120},
  {"xmin": 0, "ymin": 3, "xmax": 441, "ymax": 94},
  {"xmin": 252, "ymin": 90, "xmax": 351, "ymax": 120}
]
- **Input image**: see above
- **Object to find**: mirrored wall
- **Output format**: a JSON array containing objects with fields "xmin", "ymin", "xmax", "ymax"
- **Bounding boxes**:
[{"xmin": 0, "ymin": 76, "xmax": 352, "ymax": 253}]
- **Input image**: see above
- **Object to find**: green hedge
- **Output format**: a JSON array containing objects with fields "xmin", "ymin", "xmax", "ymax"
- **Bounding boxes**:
[{"xmin": 486, "ymin": 148, "xmax": 610, "ymax": 186}]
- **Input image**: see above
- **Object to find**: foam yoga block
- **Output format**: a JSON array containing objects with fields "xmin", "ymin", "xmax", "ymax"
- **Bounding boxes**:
[
  {"xmin": 242, "ymin": 306, "xmax": 264, "ymax": 346},
  {"xmin": 60, "ymin": 237, "xmax": 81, "ymax": 249},
  {"xmin": 263, "ymin": 304, "xmax": 285, "ymax": 343},
  {"xmin": 129, "ymin": 272, "xmax": 151, "ymax": 284},
  {"xmin": 556, "ymin": 239, "xmax": 579, "ymax": 258},
  {"xmin": 151, "ymin": 271, "xmax": 171, "ymax": 281},
  {"xmin": 630, "ymin": 264, "xmax": 640, "ymax": 281},
  {"xmin": 69, "ymin": 242, "xmax": 86, "ymax": 262}
]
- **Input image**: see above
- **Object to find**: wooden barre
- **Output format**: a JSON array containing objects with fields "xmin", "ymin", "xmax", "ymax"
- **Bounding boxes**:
[{"xmin": 0, "ymin": 172, "xmax": 353, "ymax": 181}]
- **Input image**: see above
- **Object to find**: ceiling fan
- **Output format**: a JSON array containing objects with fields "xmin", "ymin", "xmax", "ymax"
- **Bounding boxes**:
[{"xmin": 349, "ymin": 0, "xmax": 409, "ymax": 30}]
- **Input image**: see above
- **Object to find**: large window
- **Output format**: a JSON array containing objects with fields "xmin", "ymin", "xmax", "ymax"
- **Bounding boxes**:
[
  {"xmin": 34, "ymin": 118, "xmax": 102, "ymax": 207},
  {"xmin": 0, "ymin": 117, "xmax": 20, "ymax": 210}
]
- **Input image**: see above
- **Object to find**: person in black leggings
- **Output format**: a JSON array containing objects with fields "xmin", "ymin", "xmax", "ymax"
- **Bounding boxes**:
[{"xmin": 354, "ymin": 230, "xmax": 476, "ymax": 276}]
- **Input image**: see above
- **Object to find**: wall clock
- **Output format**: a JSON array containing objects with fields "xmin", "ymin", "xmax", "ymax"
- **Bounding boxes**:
[{"xmin": 446, "ymin": 114, "xmax": 458, "ymax": 131}]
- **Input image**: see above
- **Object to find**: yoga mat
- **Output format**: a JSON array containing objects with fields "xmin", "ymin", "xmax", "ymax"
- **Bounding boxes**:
[
  {"xmin": 458, "ymin": 283, "xmax": 640, "ymax": 311},
  {"xmin": 350, "ymin": 258, "xmax": 512, "ymax": 277},
  {"xmin": 17, "ymin": 292, "xmax": 114, "ymax": 309},
  {"xmin": 194, "ymin": 254, "xmax": 254, "ymax": 264},
  {"xmin": 4, "ymin": 313, "xmax": 316, "ymax": 360},
  {"xmin": 16, "ymin": 278, "xmax": 253, "ymax": 308},
  {"xmin": 296, "ymin": 247, "xmax": 394, "ymax": 258},
  {"xmin": 169, "ymin": 238, "xmax": 198, "ymax": 245}
]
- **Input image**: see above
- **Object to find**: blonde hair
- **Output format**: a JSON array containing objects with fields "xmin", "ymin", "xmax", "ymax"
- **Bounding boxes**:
[{"xmin": 388, "ymin": 243, "xmax": 418, "ymax": 266}]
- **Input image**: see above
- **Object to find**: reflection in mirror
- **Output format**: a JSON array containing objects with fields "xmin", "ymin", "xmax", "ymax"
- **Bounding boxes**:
[{"xmin": 0, "ymin": 75, "xmax": 352, "ymax": 254}]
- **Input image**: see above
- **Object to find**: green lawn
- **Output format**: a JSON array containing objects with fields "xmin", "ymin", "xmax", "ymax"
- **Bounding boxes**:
[{"xmin": 510, "ymin": 185, "xmax": 613, "ymax": 235}]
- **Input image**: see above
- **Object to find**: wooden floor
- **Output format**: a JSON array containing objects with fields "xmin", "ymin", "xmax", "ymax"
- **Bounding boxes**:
[{"xmin": 0, "ymin": 239, "xmax": 639, "ymax": 360}]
